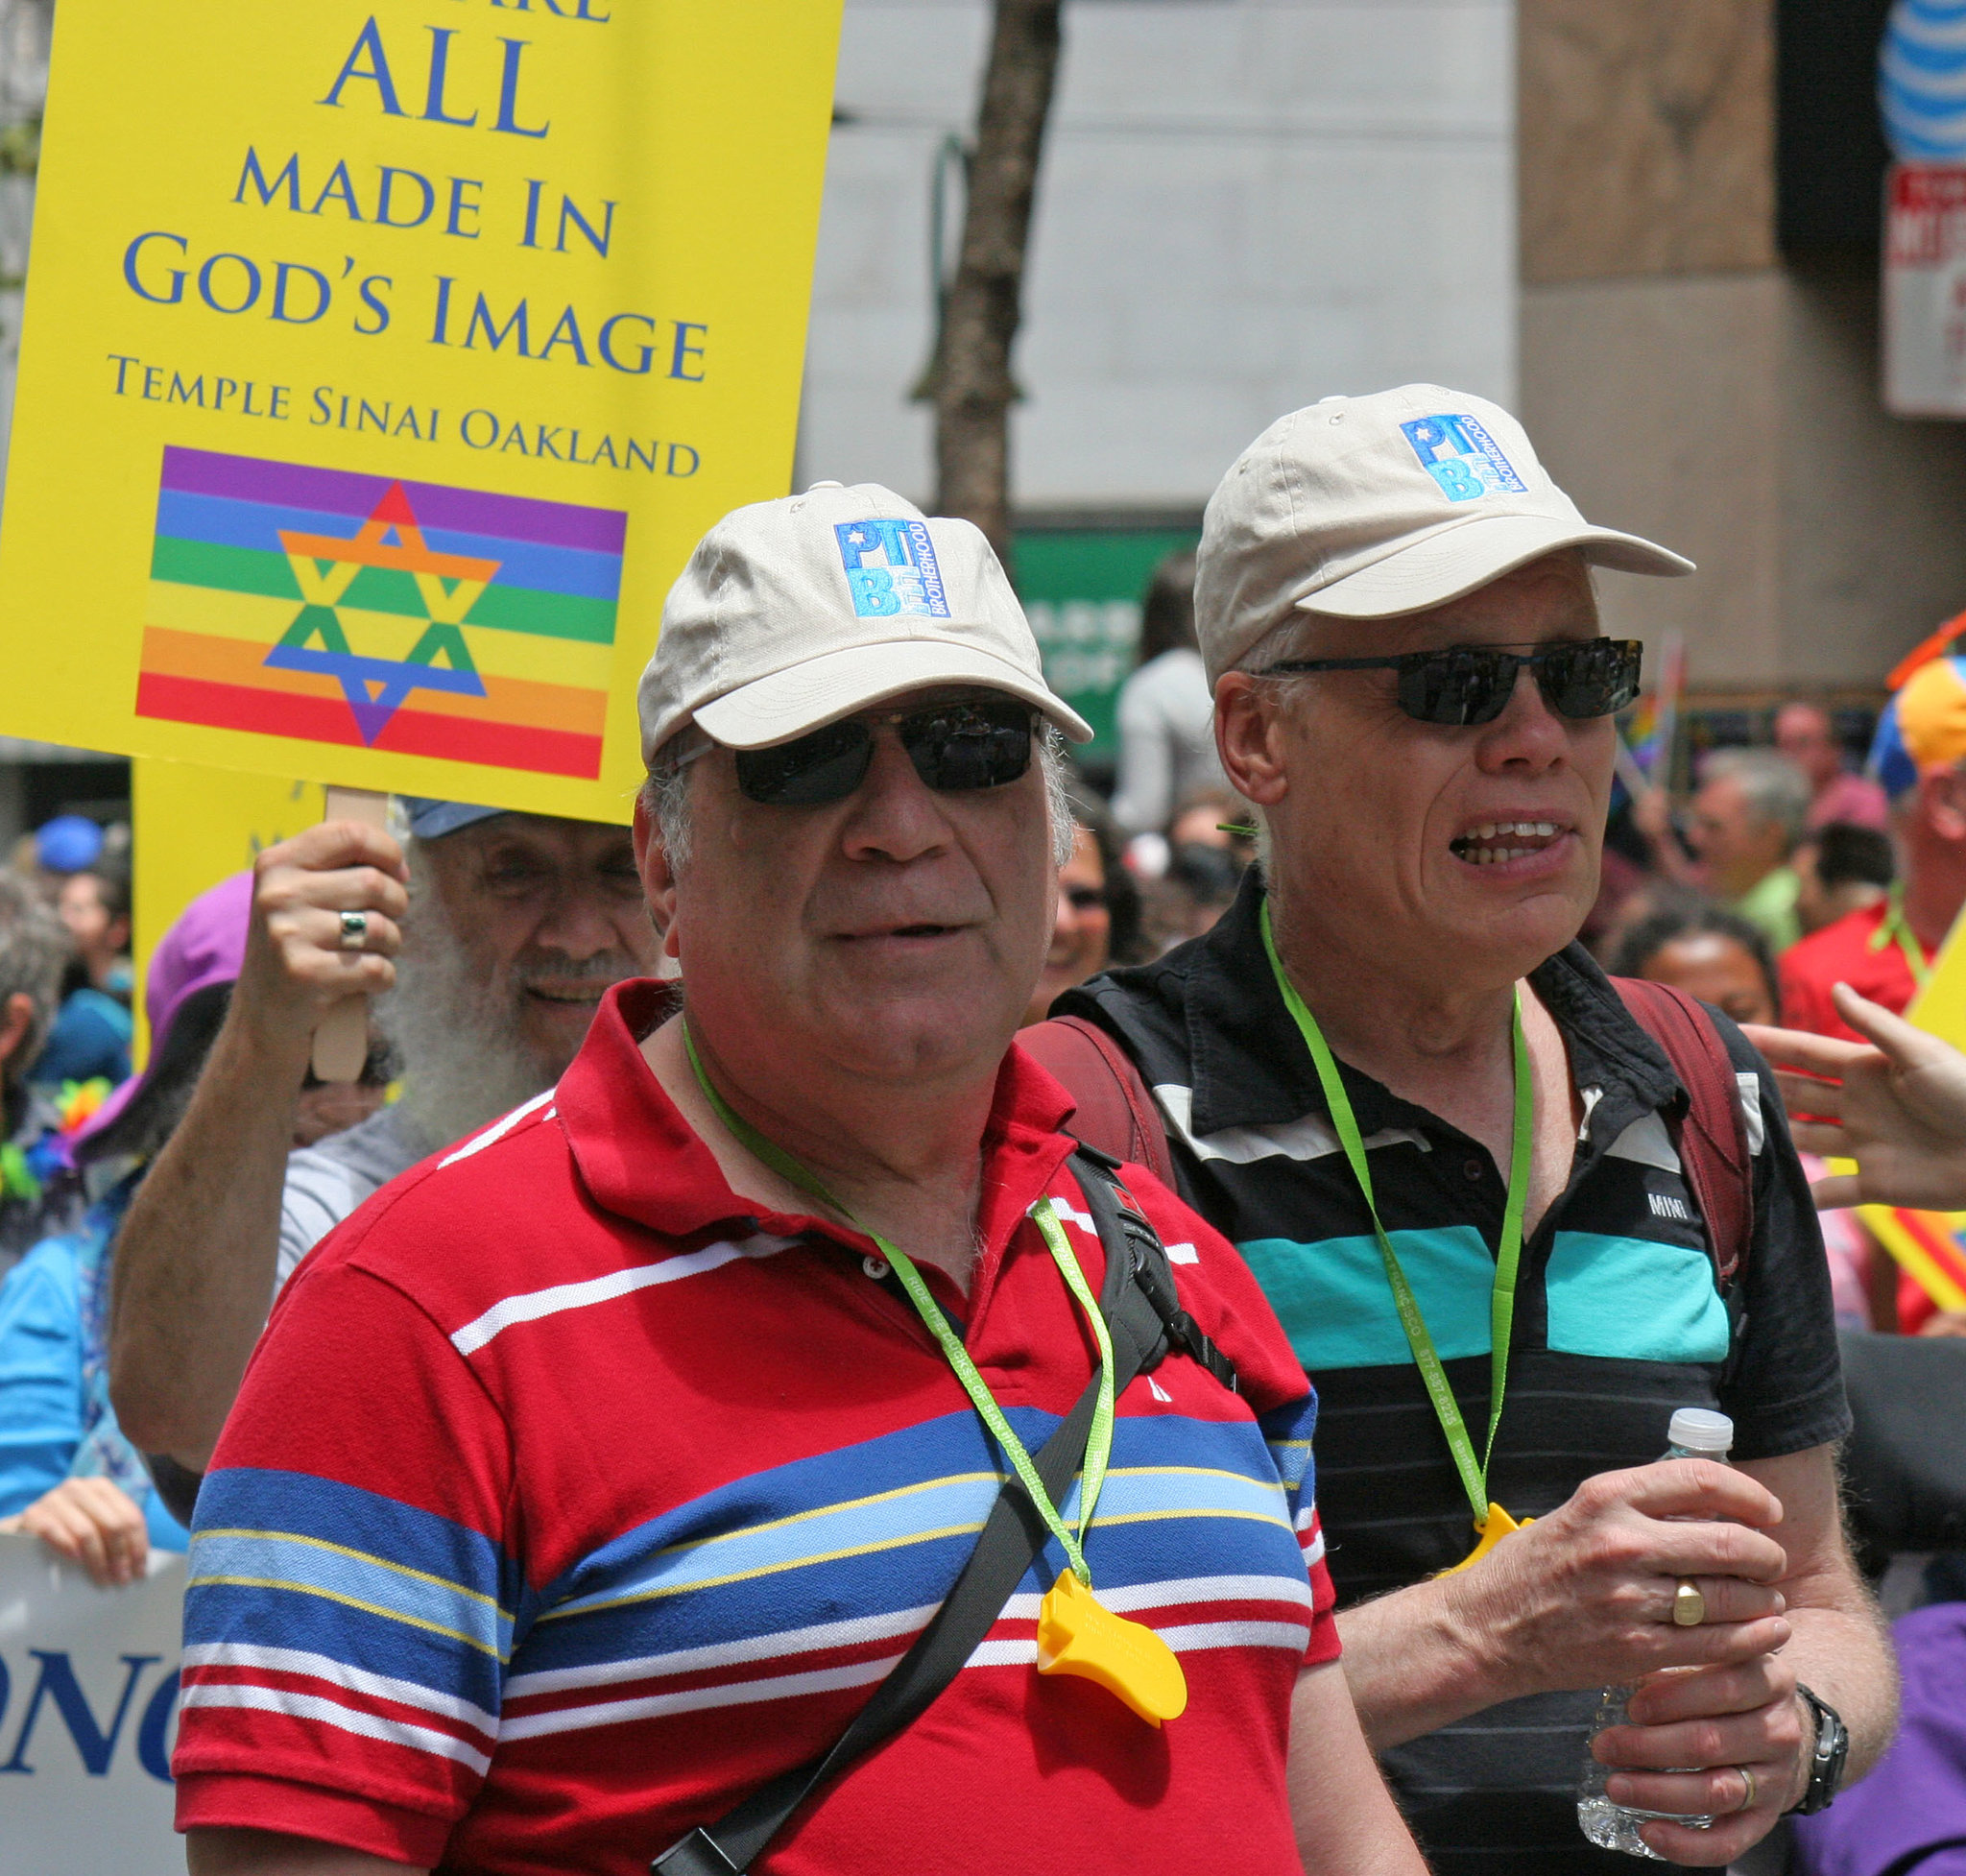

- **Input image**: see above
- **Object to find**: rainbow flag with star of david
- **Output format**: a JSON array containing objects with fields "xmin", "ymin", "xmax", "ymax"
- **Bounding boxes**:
[{"xmin": 136, "ymin": 446, "xmax": 624, "ymax": 779}]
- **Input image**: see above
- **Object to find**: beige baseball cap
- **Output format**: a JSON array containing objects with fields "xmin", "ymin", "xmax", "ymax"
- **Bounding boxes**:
[
  {"xmin": 639, "ymin": 481, "xmax": 1091, "ymax": 759},
  {"xmin": 1196, "ymin": 385, "xmax": 1694, "ymax": 684}
]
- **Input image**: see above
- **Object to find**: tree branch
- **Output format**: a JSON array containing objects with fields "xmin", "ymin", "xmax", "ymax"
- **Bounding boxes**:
[{"xmin": 933, "ymin": 0, "xmax": 1063, "ymax": 571}]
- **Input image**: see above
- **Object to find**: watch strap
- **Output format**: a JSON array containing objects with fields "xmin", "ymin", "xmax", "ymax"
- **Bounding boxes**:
[{"xmin": 1790, "ymin": 1682, "xmax": 1851, "ymax": 1816}]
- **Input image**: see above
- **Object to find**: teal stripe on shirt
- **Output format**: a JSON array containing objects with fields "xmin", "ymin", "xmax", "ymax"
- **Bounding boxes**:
[
  {"xmin": 1237, "ymin": 1226, "xmax": 1497, "ymax": 1370},
  {"xmin": 1545, "ymin": 1232, "xmax": 1730, "ymax": 1363}
]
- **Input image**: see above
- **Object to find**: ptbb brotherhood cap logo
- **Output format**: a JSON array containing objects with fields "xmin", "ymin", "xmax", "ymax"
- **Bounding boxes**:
[
  {"xmin": 835, "ymin": 518, "xmax": 952, "ymax": 619},
  {"xmin": 1400, "ymin": 414, "xmax": 1529, "ymax": 504}
]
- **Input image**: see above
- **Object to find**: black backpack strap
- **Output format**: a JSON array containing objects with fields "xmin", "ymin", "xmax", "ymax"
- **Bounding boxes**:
[
  {"xmin": 652, "ymin": 1171, "xmax": 1166, "ymax": 1876},
  {"xmin": 1070, "ymin": 1145, "xmax": 1240, "ymax": 1397}
]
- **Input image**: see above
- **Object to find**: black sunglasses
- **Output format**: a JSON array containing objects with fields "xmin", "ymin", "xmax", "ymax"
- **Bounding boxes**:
[
  {"xmin": 734, "ymin": 697, "xmax": 1037, "ymax": 806},
  {"xmin": 1260, "ymin": 638, "xmax": 1642, "ymax": 727}
]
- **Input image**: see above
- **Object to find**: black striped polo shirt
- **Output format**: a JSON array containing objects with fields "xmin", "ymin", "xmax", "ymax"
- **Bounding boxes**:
[{"xmin": 1059, "ymin": 872, "xmax": 1849, "ymax": 1876}]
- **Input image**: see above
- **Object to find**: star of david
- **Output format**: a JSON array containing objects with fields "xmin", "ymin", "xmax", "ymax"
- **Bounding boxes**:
[{"xmin": 268, "ymin": 483, "xmax": 501, "ymax": 745}]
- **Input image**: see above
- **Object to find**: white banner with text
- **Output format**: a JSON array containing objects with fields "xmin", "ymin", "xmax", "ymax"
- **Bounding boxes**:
[{"xmin": 0, "ymin": 1534, "xmax": 182, "ymax": 1871}]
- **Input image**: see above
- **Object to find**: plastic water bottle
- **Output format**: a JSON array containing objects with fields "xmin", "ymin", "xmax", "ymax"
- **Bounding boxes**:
[{"xmin": 1576, "ymin": 1407, "xmax": 1736, "ymax": 1859}]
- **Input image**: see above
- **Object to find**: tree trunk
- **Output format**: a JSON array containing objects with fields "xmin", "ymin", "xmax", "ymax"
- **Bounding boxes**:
[{"xmin": 933, "ymin": 0, "xmax": 1063, "ymax": 574}]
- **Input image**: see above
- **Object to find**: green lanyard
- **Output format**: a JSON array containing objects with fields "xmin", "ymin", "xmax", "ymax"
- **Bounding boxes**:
[
  {"xmin": 1869, "ymin": 883, "xmax": 1932, "ymax": 991},
  {"xmin": 1259, "ymin": 901, "xmax": 1533, "ymax": 1529},
  {"xmin": 682, "ymin": 1021, "xmax": 1115, "ymax": 1587}
]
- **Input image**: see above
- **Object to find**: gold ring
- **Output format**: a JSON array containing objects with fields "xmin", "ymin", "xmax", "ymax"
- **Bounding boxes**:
[
  {"xmin": 1735, "ymin": 1767, "xmax": 1758, "ymax": 1814},
  {"xmin": 1671, "ymin": 1578, "xmax": 1707, "ymax": 1626}
]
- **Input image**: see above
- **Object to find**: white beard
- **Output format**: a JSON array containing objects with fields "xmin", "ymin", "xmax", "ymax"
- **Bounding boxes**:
[{"xmin": 378, "ymin": 882, "xmax": 570, "ymax": 1152}]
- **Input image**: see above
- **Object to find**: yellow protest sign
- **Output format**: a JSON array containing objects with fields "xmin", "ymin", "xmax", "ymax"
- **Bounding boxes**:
[
  {"xmin": 1908, "ymin": 902, "xmax": 1966, "ymax": 1048},
  {"xmin": 129, "ymin": 758, "xmax": 325, "ymax": 1066},
  {"xmin": 0, "ymin": 0, "xmax": 841, "ymax": 822}
]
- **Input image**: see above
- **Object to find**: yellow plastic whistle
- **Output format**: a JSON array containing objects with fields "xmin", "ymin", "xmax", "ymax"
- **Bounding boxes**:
[
  {"xmin": 1035, "ymin": 1569, "xmax": 1188, "ymax": 1725},
  {"xmin": 1436, "ymin": 1502, "xmax": 1532, "ymax": 1577}
]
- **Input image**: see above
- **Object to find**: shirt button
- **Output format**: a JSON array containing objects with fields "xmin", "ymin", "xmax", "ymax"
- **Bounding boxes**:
[
  {"xmin": 1463, "ymin": 1158, "xmax": 1485, "ymax": 1182},
  {"xmin": 862, "ymin": 1255, "xmax": 890, "ymax": 1280}
]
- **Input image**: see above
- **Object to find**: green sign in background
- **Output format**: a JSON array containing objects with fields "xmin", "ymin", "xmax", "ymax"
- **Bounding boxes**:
[{"xmin": 1015, "ymin": 528, "xmax": 1200, "ymax": 762}]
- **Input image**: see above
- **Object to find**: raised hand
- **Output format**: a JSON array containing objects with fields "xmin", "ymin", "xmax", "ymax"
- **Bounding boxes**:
[{"xmin": 1744, "ymin": 982, "xmax": 1966, "ymax": 1212}]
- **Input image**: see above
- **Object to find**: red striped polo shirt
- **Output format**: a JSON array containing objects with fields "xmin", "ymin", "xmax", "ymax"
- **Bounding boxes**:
[{"xmin": 174, "ymin": 979, "xmax": 1338, "ymax": 1874}]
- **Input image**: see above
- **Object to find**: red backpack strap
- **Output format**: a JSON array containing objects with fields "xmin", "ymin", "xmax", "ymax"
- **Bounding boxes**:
[
  {"xmin": 1612, "ymin": 976, "xmax": 1755, "ymax": 1289},
  {"xmin": 1016, "ymin": 1016, "xmax": 1179, "ymax": 1191}
]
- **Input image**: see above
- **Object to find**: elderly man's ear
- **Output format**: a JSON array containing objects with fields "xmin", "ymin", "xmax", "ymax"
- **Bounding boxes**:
[
  {"xmin": 1921, "ymin": 766, "xmax": 1966, "ymax": 846},
  {"xmin": 1213, "ymin": 673, "xmax": 1291, "ymax": 808},
  {"xmin": 632, "ymin": 798, "xmax": 682, "ymax": 962}
]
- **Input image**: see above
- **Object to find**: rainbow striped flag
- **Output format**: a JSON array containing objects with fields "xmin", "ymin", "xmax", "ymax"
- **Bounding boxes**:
[
  {"xmin": 1858, "ymin": 1203, "xmax": 1966, "ymax": 1312},
  {"xmin": 137, "ymin": 446, "xmax": 624, "ymax": 779},
  {"xmin": 1622, "ymin": 694, "xmax": 1660, "ymax": 770}
]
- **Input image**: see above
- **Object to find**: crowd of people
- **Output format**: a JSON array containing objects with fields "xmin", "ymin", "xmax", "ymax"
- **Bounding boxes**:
[{"xmin": 8, "ymin": 382, "xmax": 1966, "ymax": 1873}]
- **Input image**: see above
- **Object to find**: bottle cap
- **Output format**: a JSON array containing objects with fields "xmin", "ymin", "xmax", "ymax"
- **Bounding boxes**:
[{"xmin": 1668, "ymin": 1407, "xmax": 1734, "ymax": 1455}]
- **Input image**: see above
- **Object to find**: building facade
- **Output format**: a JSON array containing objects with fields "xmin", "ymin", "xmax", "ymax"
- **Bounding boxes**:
[
  {"xmin": 809, "ymin": 0, "xmax": 1966, "ymax": 747},
  {"xmin": 1519, "ymin": 0, "xmax": 1966, "ymax": 697}
]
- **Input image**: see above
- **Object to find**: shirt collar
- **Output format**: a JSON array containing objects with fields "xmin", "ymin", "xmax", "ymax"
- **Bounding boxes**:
[
  {"xmin": 556, "ymin": 979, "xmax": 1082, "ymax": 1264},
  {"xmin": 1177, "ymin": 871, "xmax": 1684, "ymax": 1138},
  {"xmin": 1181, "ymin": 870, "xmax": 1336, "ymax": 1137}
]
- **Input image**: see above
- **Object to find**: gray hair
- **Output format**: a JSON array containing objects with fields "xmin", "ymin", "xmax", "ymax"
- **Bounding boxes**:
[
  {"xmin": 641, "ymin": 718, "xmax": 1078, "ymax": 872},
  {"xmin": 1232, "ymin": 609, "xmax": 1316, "ymax": 680},
  {"xmin": 0, "ymin": 871, "xmax": 67, "ymax": 1090},
  {"xmin": 1039, "ymin": 727, "xmax": 1077, "ymax": 863},
  {"xmin": 641, "ymin": 725, "xmax": 711, "ymax": 873},
  {"xmin": 1702, "ymin": 748, "xmax": 1813, "ymax": 850}
]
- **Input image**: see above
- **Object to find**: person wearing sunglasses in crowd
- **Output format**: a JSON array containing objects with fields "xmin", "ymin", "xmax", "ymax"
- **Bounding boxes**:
[
  {"xmin": 1048, "ymin": 389, "xmax": 1894, "ymax": 1872},
  {"xmin": 171, "ymin": 484, "xmax": 1424, "ymax": 1876}
]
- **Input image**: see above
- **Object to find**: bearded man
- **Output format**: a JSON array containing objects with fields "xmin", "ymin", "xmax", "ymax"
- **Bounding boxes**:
[{"xmin": 108, "ymin": 800, "xmax": 658, "ymax": 1480}]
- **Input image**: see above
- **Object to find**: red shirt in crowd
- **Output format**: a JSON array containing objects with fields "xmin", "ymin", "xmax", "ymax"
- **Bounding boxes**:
[
  {"xmin": 173, "ymin": 981, "xmax": 1338, "ymax": 1875},
  {"xmin": 1779, "ymin": 900, "xmax": 1930, "ymax": 1044}
]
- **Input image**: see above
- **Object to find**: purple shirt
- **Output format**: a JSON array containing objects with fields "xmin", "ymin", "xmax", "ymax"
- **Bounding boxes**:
[{"xmin": 1794, "ymin": 1601, "xmax": 1966, "ymax": 1874}]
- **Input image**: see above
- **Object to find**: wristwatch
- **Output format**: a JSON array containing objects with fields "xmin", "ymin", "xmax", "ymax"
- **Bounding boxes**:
[{"xmin": 1789, "ymin": 1683, "xmax": 1851, "ymax": 1816}]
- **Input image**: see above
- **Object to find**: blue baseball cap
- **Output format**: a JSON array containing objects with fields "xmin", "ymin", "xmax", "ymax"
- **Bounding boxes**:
[
  {"xmin": 397, "ymin": 798, "xmax": 508, "ymax": 840},
  {"xmin": 35, "ymin": 813, "xmax": 104, "ymax": 873}
]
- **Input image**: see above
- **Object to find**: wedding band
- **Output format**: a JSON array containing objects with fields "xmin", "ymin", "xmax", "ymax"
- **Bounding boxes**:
[
  {"xmin": 1735, "ymin": 1767, "xmax": 1758, "ymax": 1814},
  {"xmin": 338, "ymin": 910, "xmax": 369, "ymax": 950},
  {"xmin": 1671, "ymin": 1578, "xmax": 1707, "ymax": 1626}
]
